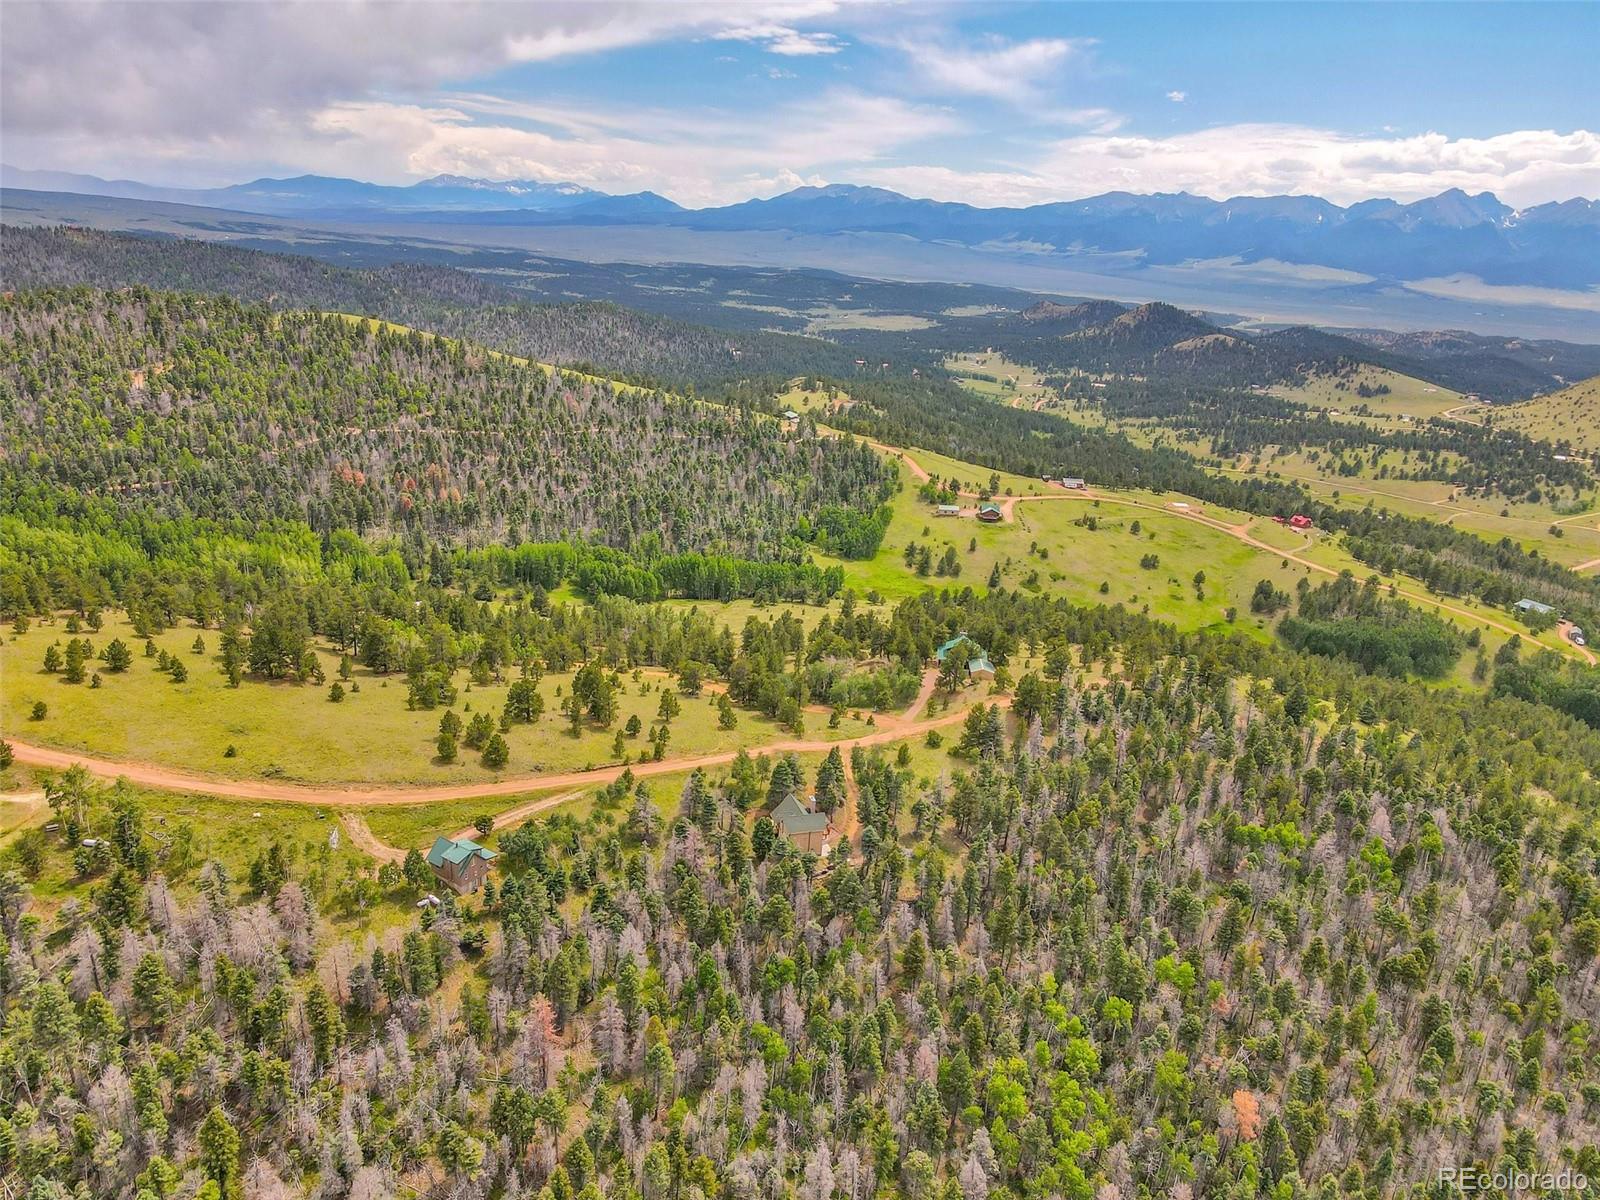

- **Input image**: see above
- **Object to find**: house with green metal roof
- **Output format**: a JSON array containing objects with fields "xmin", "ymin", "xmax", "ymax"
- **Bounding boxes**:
[
  {"xmin": 936, "ymin": 635, "xmax": 995, "ymax": 683},
  {"xmin": 771, "ymin": 793, "xmax": 834, "ymax": 853},
  {"xmin": 426, "ymin": 835, "xmax": 499, "ymax": 895}
]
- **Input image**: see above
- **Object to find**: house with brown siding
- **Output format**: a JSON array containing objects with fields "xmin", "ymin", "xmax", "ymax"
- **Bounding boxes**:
[{"xmin": 426, "ymin": 836, "xmax": 498, "ymax": 895}]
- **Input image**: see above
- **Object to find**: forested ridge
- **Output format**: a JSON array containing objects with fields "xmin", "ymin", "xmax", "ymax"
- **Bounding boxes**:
[
  {"xmin": 0, "ymin": 227, "xmax": 874, "ymax": 391},
  {"xmin": 0, "ymin": 288, "xmax": 893, "ymax": 558}
]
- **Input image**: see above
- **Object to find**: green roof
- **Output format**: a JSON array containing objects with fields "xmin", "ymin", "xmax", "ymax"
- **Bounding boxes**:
[
  {"xmin": 426, "ymin": 836, "xmax": 499, "ymax": 869},
  {"xmin": 968, "ymin": 656, "xmax": 995, "ymax": 674},
  {"xmin": 936, "ymin": 635, "xmax": 975, "ymax": 662},
  {"xmin": 771, "ymin": 793, "xmax": 830, "ymax": 835}
]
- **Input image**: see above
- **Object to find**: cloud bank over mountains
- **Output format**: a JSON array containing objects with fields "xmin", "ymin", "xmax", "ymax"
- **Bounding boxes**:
[{"xmin": 4, "ymin": 1, "xmax": 1595, "ymax": 210}]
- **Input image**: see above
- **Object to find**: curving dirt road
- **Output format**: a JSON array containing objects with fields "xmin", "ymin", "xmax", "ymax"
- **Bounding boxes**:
[
  {"xmin": 1558, "ymin": 621, "xmax": 1596, "ymax": 666},
  {"xmin": 342, "ymin": 787, "xmax": 595, "ymax": 862},
  {"xmin": 11, "ymin": 432, "xmax": 1584, "ymax": 830},
  {"xmin": 923, "ymin": 457, "xmax": 1579, "ymax": 657},
  {"xmin": 339, "ymin": 812, "xmax": 406, "ymax": 864},
  {"xmin": 5, "ymin": 688, "xmax": 999, "ymax": 809}
]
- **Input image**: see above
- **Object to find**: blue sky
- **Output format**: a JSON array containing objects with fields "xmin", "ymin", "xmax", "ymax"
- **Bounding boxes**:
[{"xmin": 5, "ymin": 1, "xmax": 1597, "ymax": 207}]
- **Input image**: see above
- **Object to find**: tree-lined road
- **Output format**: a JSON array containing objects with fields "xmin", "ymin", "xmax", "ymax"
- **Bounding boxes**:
[{"xmin": 5, "ymin": 671, "xmax": 984, "ymax": 809}]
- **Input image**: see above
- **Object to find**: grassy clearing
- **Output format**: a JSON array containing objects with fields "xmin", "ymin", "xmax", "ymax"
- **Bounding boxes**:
[
  {"xmin": 829, "ymin": 441, "xmax": 1568, "ymax": 673},
  {"xmin": 804, "ymin": 309, "xmax": 937, "ymax": 333},
  {"xmin": 1223, "ymin": 454, "xmax": 1600, "ymax": 568},
  {"xmin": 945, "ymin": 351, "xmax": 1075, "ymax": 416},
  {"xmin": 1491, "ymin": 374, "xmax": 1600, "ymax": 453},
  {"xmin": 13, "ymin": 784, "xmax": 373, "ymax": 910},
  {"xmin": 816, "ymin": 456, "xmax": 1288, "ymax": 636},
  {"xmin": 1, "ymin": 612, "xmax": 875, "ymax": 786},
  {"xmin": 1272, "ymin": 367, "xmax": 1465, "ymax": 423},
  {"xmin": 655, "ymin": 596, "xmax": 882, "ymax": 633},
  {"xmin": 356, "ymin": 791, "xmax": 569, "ymax": 852}
]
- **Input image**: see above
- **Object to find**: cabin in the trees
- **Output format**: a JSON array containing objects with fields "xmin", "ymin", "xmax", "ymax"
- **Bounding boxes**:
[
  {"xmin": 977, "ymin": 502, "xmax": 1002, "ymax": 522},
  {"xmin": 772, "ymin": 793, "xmax": 833, "ymax": 853},
  {"xmin": 936, "ymin": 635, "xmax": 996, "ymax": 684},
  {"xmin": 781, "ymin": 409, "xmax": 800, "ymax": 422},
  {"xmin": 1289, "ymin": 514, "xmax": 1314, "ymax": 530},
  {"xmin": 426, "ymin": 836, "xmax": 499, "ymax": 894}
]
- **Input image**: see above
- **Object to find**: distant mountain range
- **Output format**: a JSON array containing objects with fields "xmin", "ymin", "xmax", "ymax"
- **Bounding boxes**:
[
  {"xmin": 4, "ymin": 165, "xmax": 1596, "ymax": 291},
  {"xmin": 0, "ymin": 164, "xmax": 678, "ymax": 219}
]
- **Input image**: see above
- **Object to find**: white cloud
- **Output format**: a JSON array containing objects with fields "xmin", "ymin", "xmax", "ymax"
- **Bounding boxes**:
[
  {"xmin": 1040, "ymin": 107, "xmax": 1126, "ymax": 134},
  {"xmin": 713, "ymin": 22, "xmax": 845, "ymax": 56},
  {"xmin": 4, "ymin": 5, "xmax": 1593, "ymax": 211},
  {"xmin": 295, "ymin": 90, "xmax": 958, "ymax": 206},
  {"xmin": 1166, "ymin": 91, "xmax": 1187, "ymax": 103},
  {"xmin": 894, "ymin": 34, "xmax": 1093, "ymax": 104},
  {"xmin": 851, "ymin": 125, "xmax": 1599, "ymax": 208},
  {"xmin": 1, "ymin": 1, "xmax": 849, "ymax": 141},
  {"xmin": 849, "ymin": 164, "xmax": 1050, "ymax": 207},
  {"xmin": 1029, "ymin": 124, "xmax": 1600, "ymax": 207}
]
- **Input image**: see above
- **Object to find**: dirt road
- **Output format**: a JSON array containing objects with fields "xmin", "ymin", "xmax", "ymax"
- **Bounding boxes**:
[
  {"xmin": 903, "ymin": 667, "xmax": 941, "ymax": 722},
  {"xmin": 923, "ymin": 457, "xmax": 1575, "ymax": 655},
  {"xmin": 0, "ymin": 791, "xmax": 48, "ymax": 839},
  {"xmin": 1558, "ymin": 621, "xmax": 1596, "ymax": 666},
  {"xmin": 5, "ymin": 693, "xmax": 999, "ymax": 809},
  {"xmin": 339, "ymin": 812, "xmax": 407, "ymax": 864}
]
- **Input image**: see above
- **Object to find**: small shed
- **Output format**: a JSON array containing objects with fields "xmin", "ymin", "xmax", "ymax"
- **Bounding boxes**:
[
  {"xmin": 772, "ymin": 793, "xmax": 833, "ymax": 853},
  {"xmin": 781, "ymin": 409, "xmax": 800, "ymax": 422},
  {"xmin": 936, "ymin": 503, "xmax": 961, "ymax": 517},
  {"xmin": 426, "ymin": 836, "xmax": 499, "ymax": 895},
  {"xmin": 967, "ymin": 656, "xmax": 996, "ymax": 683},
  {"xmin": 976, "ymin": 502, "xmax": 1003, "ymax": 523},
  {"xmin": 1062, "ymin": 477, "xmax": 1086, "ymax": 490}
]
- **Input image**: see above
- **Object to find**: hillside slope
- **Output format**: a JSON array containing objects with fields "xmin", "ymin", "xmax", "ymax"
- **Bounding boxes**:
[
  {"xmin": 0, "ymin": 288, "xmax": 892, "ymax": 554},
  {"xmin": 0, "ymin": 225, "xmax": 869, "ymax": 389},
  {"xmin": 1492, "ymin": 373, "xmax": 1600, "ymax": 452}
]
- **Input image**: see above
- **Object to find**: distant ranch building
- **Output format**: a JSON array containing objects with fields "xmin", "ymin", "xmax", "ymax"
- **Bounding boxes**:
[{"xmin": 976, "ymin": 502, "xmax": 1003, "ymax": 523}]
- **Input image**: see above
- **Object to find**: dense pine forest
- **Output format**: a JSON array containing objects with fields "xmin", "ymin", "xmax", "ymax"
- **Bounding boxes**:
[
  {"xmin": 0, "ymin": 288, "xmax": 893, "ymax": 557},
  {"xmin": 0, "ymin": 227, "xmax": 877, "ymax": 391}
]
